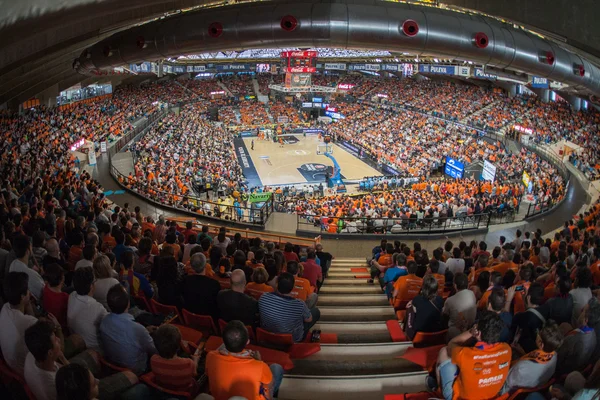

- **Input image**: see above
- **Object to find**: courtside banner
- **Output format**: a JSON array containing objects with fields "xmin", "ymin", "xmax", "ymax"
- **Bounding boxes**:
[
  {"xmin": 324, "ymin": 63, "xmax": 347, "ymax": 70},
  {"xmin": 530, "ymin": 76, "xmax": 549, "ymax": 88},
  {"xmin": 216, "ymin": 64, "xmax": 251, "ymax": 72},
  {"xmin": 418, "ymin": 64, "xmax": 457, "ymax": 75}
]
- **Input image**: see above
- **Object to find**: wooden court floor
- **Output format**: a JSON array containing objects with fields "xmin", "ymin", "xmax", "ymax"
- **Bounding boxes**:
[{"xmin": 243, "ymin": 135, "xmax": 382, "ymax": 186}]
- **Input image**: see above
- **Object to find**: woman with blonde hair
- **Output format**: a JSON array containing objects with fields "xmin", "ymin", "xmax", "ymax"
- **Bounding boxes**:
[{"xmin": 92, "ymin": 254, "xmax": 119, "ymax": 310}]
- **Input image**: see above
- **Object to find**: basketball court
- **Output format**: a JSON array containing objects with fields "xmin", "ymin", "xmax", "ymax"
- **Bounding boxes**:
[{"xmin": 234, "ymin": 134, "xmax": 382, "ymax": 187}]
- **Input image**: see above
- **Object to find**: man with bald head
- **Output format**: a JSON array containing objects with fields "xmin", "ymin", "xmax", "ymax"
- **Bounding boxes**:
[
  {"xmin": 217, "ymin": 269, "xmax": 259, "ymax": 327},
  {"xmin": 182, "ymin": 253, "xmax": 221, "ymax": 321}
]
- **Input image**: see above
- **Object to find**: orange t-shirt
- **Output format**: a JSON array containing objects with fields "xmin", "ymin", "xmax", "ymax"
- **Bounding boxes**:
[
  {"xmin": 246, "ymin": 282, "xmax": 274, "ymax": 298},
  {"xmin": 206, "ymin": 351, "xmax": 273, "ymax": 400},
  {"xmin": 294, "ymin": 276, "xmax": 314, "ymax": 295},
  {"xmin": 378, "ymin": 253, "xmax": 393, "ymax": 267},
  {"xmin": 590, "ymin": 261, "xmax": 600, "ymax": 286},
  {"xmin": 491, "ymin": 262, "xmax": 517, "ymax": 276},
  {"xmin": 451, "ymin": 342, "xmax": 512, "ymax": 400},
  {"xmin": 392, "ymin": 274, "xmax": 423, "ymax": 308}
]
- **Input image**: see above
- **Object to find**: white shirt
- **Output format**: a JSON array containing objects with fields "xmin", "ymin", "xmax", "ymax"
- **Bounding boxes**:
[
  {"xmin": 442, "ymin": 289, "xmax": 477, "ymax": 334},
  {"xmin": 570, "ymin": 287, "xmax": 593, "ymax": 326},
  {"xmin": 93, "ymin": 278, "xmax": 120, "ymax": 311},
  {"xmin": 75, "ymin": 259, "xmax": 94, "ymax": 270},
  {"xmin": 24, "ymin": 352, "xmax": 58, "ymax": 400},
  {"xmin": 9, "ymin": 259, "xmax": 45, "ymax": 300},
  {"xmin": 446, "ymin": 258, "xmax": 466, "ymax": 276},
  {"xmin": 67, "ymin": 293, "xmax": 108, "ymax": 351},
  {"xmin": 0, "ymin": 303, "xmax": 37, "ymax": 375}
]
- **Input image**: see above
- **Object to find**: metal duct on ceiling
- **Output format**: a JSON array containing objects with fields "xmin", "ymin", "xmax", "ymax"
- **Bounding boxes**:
[{"xmin": 73, "ymin": 0, "xmax": 600, "ymax": 96}]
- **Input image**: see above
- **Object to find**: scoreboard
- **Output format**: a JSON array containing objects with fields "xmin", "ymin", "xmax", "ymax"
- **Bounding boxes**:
[{"xmin": 280, "ymin": 51, "xmax": 318, "ymax": 73}]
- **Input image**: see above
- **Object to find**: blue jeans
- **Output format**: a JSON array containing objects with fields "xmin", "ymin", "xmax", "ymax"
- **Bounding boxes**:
[
  {"xmin": 438, "ymin": 358, "xmax": 458, "ymax": 400},
  {"xmin": 270, "ymin": 363, "xmax": 284, "ymax": 397}
]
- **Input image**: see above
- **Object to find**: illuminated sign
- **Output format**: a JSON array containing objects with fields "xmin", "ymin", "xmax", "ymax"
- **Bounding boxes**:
[
  {"xmin": 324, "ymin": 63, "xmax": 347, "ymax": 70},
  {"xmin": 531, "ymin": 76, "xmax": 549, "ymax": 88},
  {"xmin": 482, "ymin": 160, "xmax": 497, "ymax": 182},
  {"xmin": 473, "ymin": 68, "xmax": 498, "ymax": 80},
  {"xmin": 280, "ymin": 51, "xmax": 318, "ymax": 58},
  {"xmin": 210, "ymin": 90, "xmax": 225, "ymax": 95},
  {"xmin": 337, "ymin": 83, "xmax": 356, "ymax": 90},
  {"xmin": 286, "ymin": 67, "xmax": 317, "ymax": 73},
  {"xmin": 377, "ymin": 93, "xmax": 388, "ymax": 98},
  {"xmin": 444, "ymin": 156, "xmax": 464, "ymax": 179},
  {"xmin": 514, "ymin": 125, "xmax": 534, "ymax": 134},
  {"xmin": 522, "ymin": 171, "xmax": 531, "ymax": 187},
  {"xmin": 419, "ymin": 64, "xmax": 456, "ymax": 75},
  {"xmin": 70, "ymin": 138, "xmax": 85, "ymax": 152}
]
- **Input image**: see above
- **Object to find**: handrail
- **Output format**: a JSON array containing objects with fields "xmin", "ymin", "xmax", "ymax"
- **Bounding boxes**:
[{"xmin": 166, "ymin": 216, "xmax": 321, "ymax": 247}]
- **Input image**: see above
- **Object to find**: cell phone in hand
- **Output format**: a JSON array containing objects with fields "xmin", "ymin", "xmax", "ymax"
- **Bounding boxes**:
[
  {"xmin": 35, "ymin": 303, "xmax": 48, "ymax": 318},
  {"xmin": 515, "ymin": 285, "xmax": 524, "ymax": 292}
]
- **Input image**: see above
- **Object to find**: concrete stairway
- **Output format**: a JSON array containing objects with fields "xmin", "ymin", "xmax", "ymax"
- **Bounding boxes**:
[
  {"xmin": 460, "ymin": 99, "xmax": 501, "ymax": 125},
  {"xmin": 278, "ymin": 258, "xmax": 428, "ymax": 400},
  {"xmin": 216, "ymin": 80, "xmax": 233, "ymax": 96},
  {"xmin": 252, "ymin": 77, "xmax": 270, "ymax": 103}
]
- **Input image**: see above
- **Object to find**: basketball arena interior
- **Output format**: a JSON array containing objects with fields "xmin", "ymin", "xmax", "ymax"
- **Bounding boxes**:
[{"xmin": 2, "ymin": 1, "xmax": 600, "ymax": 399}]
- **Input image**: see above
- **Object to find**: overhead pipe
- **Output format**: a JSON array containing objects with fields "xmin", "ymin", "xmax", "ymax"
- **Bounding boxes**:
[{"xmin": 73, "ymin": 0, "xmax": 600, "ymax": 96}]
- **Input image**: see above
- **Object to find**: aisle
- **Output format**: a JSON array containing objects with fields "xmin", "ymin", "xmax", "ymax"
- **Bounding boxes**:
[{"xmin": 278, "ymin": 258, "xmax": 428, "ymax": 400}]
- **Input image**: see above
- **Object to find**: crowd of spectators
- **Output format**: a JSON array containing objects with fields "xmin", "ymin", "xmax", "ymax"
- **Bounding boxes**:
[
  {"xmin": 219, "ymin": 75, "xmax": 255, "ymax": 97},
  {"xmin": 367, "ymin": 201, "xmax": 600, "ymax": 399}
]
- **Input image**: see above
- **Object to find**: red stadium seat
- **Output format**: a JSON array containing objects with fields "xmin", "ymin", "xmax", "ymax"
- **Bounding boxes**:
[
  {"xmin": 150, "ymin": 299, "xmax": 180, "ymax": 323},
  {"xmin": 133, "ymin": 294, "xmax": 154, "ymax": 313},
  {"xmin": 386, "ymin": 320, "xmax": 408, "ymax": 342},
  {"xmin": 398, "ymin": 345, "xmax": 444, "ymax": 371},
  {"xmin": 99, "ymin": 355, "xmax": 132, "ymax": 374},
  {"xmin": 255, "ymin": 328, "xmax": 321, "ymax": 359},
  {"xmin": 140, "ymin": 372, "xmax": 195, "ymax": 400},
  {"xmin": 181, "ymin": 309, "xmax": 218, "ymax": 336},
  {"xmin": 412, "ymin": 330, "xmax": 448, "ymax": 348},
  {"xmin": 171, "ymin": 324, "xmax": 203, "ymax": 345},
  {"xmin": 0, "ymin": 357, "xmax": 37, "ymax": 400},
  {"xmin": 256, "ymin": 327, "xmax": 294, "ymax": 346}
]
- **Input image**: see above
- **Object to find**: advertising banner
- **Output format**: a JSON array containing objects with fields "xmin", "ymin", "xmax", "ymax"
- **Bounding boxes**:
[
  {"xmin": 216, "ymin": 64, "xmax": 251, "ymax": 72},
  {"xmin": 382, "ymin": 64, "xmax": 400, "ymax": 71},
  {"xmin": 249, "ymin": 192, "xmax": 273, "ymax": 203},
  {"xmin": 325, "ymin": 63, "xmax": 347, "ymax": 70},
  {"xmin": 482, "ymin": 160, "xmax": 497, "ymax": 182},
  {"xmin": 522, "ymin": 171, "xmax": 531, "ymax": 187},
  {"xmin": 301, "ymin": 102, "xmax": 313, "ymax": 108},
  {"xmin": 531, "ymin": 76, "xmax": 549, "ymax": 88},
  {"xmin": 444, "ymin": 156, "xmax": 465, "ymax": 179},
  {"xmin": 173, "ymin": 66, "xmax": 185, "ymax": 74},
  {"xmin": 286, "ymin": 67, "xmax": 316, "ymax": 73},
  {"xmin": 350, "ymin": 64, "xmax": 381, "ymax": 71},
  {"xmin": 186, "ymin": 65, "xmax": 206, "ymax": 72},
  {"xmin": 280, "ymin": 51, "xmax": 318, "ymax": 58},
  {"xmin": 473, "ymin": 68, "xmax": 498, "ymax": 80},
  {"xmin": 100, "ymin": 141, "xmax": 107, "ymax": 153},
  {"xmin": 325, "ymin": 111, "xmax": 345, "ymax": 119},
  {"xmin": 457, "ymin": 66, "xmax": 471, "ymax": 77},
  {"xmin": 337, "ymin": 83, "xmax": 356, "ymax": 91},
  {"xmin": 419, "ymin": 64, "xmax": 457, "ymax": 75},
  {"xmin": 286, "ymin": 73, "xmax": 311, "ymax": 88}
]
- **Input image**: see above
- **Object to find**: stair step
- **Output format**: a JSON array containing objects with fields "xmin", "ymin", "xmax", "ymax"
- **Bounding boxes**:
[
  {"xmin": 327, "ymin": 271, "xmax": 364, "ymax": 277},
  {"xmin": 319, "ymin": 285, "xmax": 383, "ymax": 294},
  {"xmin": 278, "ymin": 371, "xmax": 428, "ymax": 400},
  {"xmin": 288, "ymin": 357, "xmax": 421, "ymax": 376},
  {"xmin": 320, "ymin": 306, "xmax": 395, "ymax": 322},
  {"xmin": 314, "ymin": 321, "xmax": 389, "ymax": 335},
  {"xmin": 323, "ymin": 278, "xmax": 372, "ymax": 285},
  {"xmin": 318, "ymin": 294, "xmax": 389, "ymax": 307},
  {"xmin": 300, "ymin": 342, "xmax": 411, "ymax": 361}
]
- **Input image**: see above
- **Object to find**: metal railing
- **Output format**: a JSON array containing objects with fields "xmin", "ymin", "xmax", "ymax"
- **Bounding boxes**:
[
  {"xmin": 296, "ymin": 212, "xmax": 511, "ymax": 236},
  {"xmin": 110, "ymin": 164, "xmax": 273, "ymax": 226}
]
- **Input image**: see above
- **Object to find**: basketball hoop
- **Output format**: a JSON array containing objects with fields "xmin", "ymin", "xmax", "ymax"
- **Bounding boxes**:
[{"xmin": 317, "ymin": 144, "xmax": 332, "ymax": 155}]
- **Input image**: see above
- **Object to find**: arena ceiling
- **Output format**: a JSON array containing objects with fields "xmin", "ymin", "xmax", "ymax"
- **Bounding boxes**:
[{"xmin": 1, "ymin": 0, "xmax": 599, "ymax": 107}]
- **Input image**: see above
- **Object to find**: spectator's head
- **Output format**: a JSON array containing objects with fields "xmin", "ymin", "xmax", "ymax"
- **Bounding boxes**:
[
  {"xmin": 477, "ymin": 310, "xmax": 504, "ymax": 344},
  {"xmin": 406, "ymin": 261, "xmax": 418, "ymax": 275},
  {"xmin": 106, "ymin": 284, "xmax": 129, "ymax": 314},
  {"xmin": 477, "ymin": 271, "xmax": 490, "ymax": 293},
  {"xmin": 286, "ymin": 261, "xmax": 299, "ymax": 276},
  {"xmin": 452, "ymin": 247, "xmax": 461, "ymax": 259},
  {"xmin": 421, "ymin": 275, "xmax": 438, "ymax": 301},
  {"xmin": 12, "ymin": 234, "xmax": 31, "ymax": 259},
  {"xmin": 25, "ymin": 320, "xmax": 59, "ymax": 363},
  {"xmin": 396, "ymin": 253, "xmax": 407, "ymax": 267},
  {"xmin": 583, "ymin": 297, "xmax": 600, "ymax": 328},
  {"xmin": 190, "ymin": 253, "xmax": 207, "ymax": 274},
  {"xmin": 138, "ymin": 237, "xmax": 153, "ymax": 256},
  {"xmin": 233, "ymin": 250, "xmax": 246, "ymax": 266},
  {"xmin": 428, "ymin": 259, "xmax": 440, "ymax": 274},
  {"xmin": 72, "ymin": 267, "xmax": 95, "ymax": 296},
  {"xmin": 454, "ymin": 273, "xmax": 468, "ymax": 291},
  {"xmin": 537, "ymin": 320, "xmax": 563, "ymax": 353},
  {"xmin": 43, "ymin": 263, "xmax": 65, "ymax": 288},
  {"xmin": 153, "ymin": 325, "xmax": 182, "ymax": 360},
  {"xmin": 230, "ymin": 269, "xmax": 246, "ymax": 291},
  {"xmin": 254, "ymin": 249, "xmax": 265, "ymax": 262},
  {"xmin": 82, "ymin": 244, "xmax": 96, "ymax": 261},
  {"xmin": 222, "ymin": 320, "xmax": 249, "ymax": 353},
  {"xmin": 519, "ymin": 264, "xmax": 533, "ymax": 282},
  {"xmin": 502, "ymin": 270, "xmax": 516, "ymax": 289},
  {"xmin": 252, "ymin": 267, "xmax": 269, "ymax": 285},
  {"xmin": 284, "ymin": 242, "xmax": 294, "ymax": 252},
  {"xmin": 575, "ymin": 267, "xmax": 592, "ymax": 289},
  {"xmin": 277, "ymin": 272, "xmax": 295, "ymax": 295},
  {"xmin": 526, "ymin": 283, "xmax": 545, "ymax": 308},
  {"xmin": 56, "ymin": 363, "xmax": 99, "ymax": 400},
  {"xmin": 121, "ymin": 250, "xmax": 135, "ymax": 270},
  {"xmin": 113, "ymin": 230, "xmax": 125, "ymax": 245},
  {"xmin": 490, "ymin": 271, "xmax": 502, "ymax": 287},
  {"xmin": 444, "ymin": 241, "xmax": 453, "ymax": 252},
  {"xmin": 478, "ymin": 241, "xmax": 487, "ymax": 251},
  {"xmin": 385, "ymin": 243, "xmax": 394, "ymax": 254},
  {"xmin": 556, "ymin": 276, "xmax": 572, "ymax": 296}
]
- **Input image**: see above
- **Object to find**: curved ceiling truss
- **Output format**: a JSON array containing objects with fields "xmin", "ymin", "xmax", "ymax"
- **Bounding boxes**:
[{"xmin": 75, "ymin": 1, "xmax": 600, "ymax": 96}]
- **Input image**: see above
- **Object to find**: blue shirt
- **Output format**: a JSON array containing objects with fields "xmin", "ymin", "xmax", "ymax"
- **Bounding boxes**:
[
  {"xmin": 112, "ymin": 244, "xmax": 129, "ymax": 264},
  {"xmin": 258, "ymin": 292, "xmax": 311, "ymax": 342},
  {"xmin": 99, "ymin": 313, "xmax": 156, "ymax": 374},
  {"xmin": 384, "ymin": 266, "xmax": 407, "ymax": 296}
]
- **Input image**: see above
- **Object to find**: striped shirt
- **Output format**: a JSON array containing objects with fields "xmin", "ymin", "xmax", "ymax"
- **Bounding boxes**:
[
  {"xmin": 150, "ymin": 355, "xmax": 197, "ymax": 392},
  {"xmin": 258, "ymin": 292, "xmax": 311, "ymax": 342}
]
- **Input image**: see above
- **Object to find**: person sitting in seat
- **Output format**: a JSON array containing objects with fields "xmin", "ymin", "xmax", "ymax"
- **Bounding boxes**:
[
  {"xmin": 206, "ymin": 320, "xmax": 284, "ymax": 400},
  {"xmin": 442, "ymin": 273, "xmax": 476, "ymax": 340},
  {"xmin": 182, "ymin": 253, "xmax": 221, "ymax": 321},
  {"xmin": 368, "ymin": 243, "xmax": 395, "ymax": 285},
  {"xmin": 258, "ymin": 272, "xmax": 320, "ymax": 343},
  {"xmin": 246, "ymin": 267, "xmax": 275, "ymax": 297},
  {"xmin": 404, "ymin": 275, "xmax": 446, "ymax": 340},
  {"xmin": 428, "ymin": 311, "xmax": 512, "ymax": 399},
  {"xmin": 286, "ymin": 261, "xmax": 317, "ymax": 309},
  {"xmin": 99, "ymin": 284, "xmax": 157, "ymax": 375},
  {"xmin": 501, "ymin": 320, "xmax": 562, "ymax": 394},
  {"xmin": 391, "ymin": 261, "xmax": 423, "ymax": 310},
  {"xmin": 150, "ymin": 324, "xmax": 201, "ymax": 396},
  {"xmin": 218, "ymin": 270, "xmax": 259, "ymax": 327}
]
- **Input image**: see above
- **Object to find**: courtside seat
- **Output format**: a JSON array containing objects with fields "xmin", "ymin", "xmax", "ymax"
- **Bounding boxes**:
[
  {"xmin": 140, "ymin": 372, "xmax": 195, "ymax": 400},
  {"xmin": 412, "ymin": 330, "xmax": 448, "ymax": 348},
  {"xmin": 151, "ymin": 299, "xmax": 181, "ymax": 323},
  {"xmin": 0, "ymin": 356, "xmax": 37, "ymax": 400},
  {"xmin": 507, "ymin": 379, "xmax": 554, "ymax": 400},
  {"xmin": 218, "ymin": 319, "xmax": 256, "ymax": 341},
  {"xmin": 204, "ymin": 336, "xmax": 294, "ymax": 370},
  {"xmin": 182, "ymin": 309, "xmax": 219, "ymax": 337}
]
